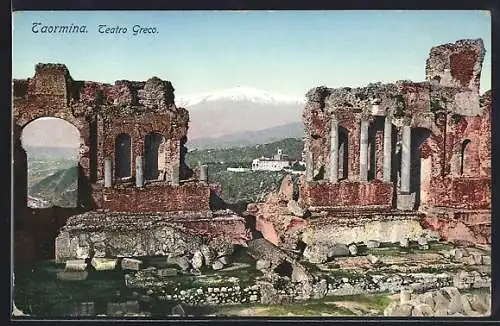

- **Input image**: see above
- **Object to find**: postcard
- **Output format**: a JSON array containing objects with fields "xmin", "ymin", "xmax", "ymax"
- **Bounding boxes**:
[{"xmin": 11, "ymin": 10, "xmax": 492, "ymax": 318}]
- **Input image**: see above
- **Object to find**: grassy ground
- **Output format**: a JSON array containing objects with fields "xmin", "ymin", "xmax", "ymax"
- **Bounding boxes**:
[
  {"xmin": 214, "ymin": 293, "xmax": 392, "ymax": 316},
  {"xmin": 360, "ymin": 242, "xmax": 454, "ymax": 257}
]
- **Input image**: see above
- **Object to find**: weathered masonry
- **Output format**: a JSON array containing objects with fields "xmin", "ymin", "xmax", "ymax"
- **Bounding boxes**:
[
  {"xmin": 300, "ymin": 39, "xmax": 491, "ymax": 244},
  {"xmin": 13, "ymin": 64, "xmax": 249, "ymax": 262}
]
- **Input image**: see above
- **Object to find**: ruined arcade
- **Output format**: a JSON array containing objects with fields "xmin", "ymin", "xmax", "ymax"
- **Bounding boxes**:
[
  {"xmin": 13, "ymin": 64, "xmax": 249, "ymax": 263},
  {"xmin": 12, "ymin": 37, "xmax": 493, "ymax": 317},
  {"xmin": 252, "ymin": 39, "xmax": 491, "ymax": 250}
]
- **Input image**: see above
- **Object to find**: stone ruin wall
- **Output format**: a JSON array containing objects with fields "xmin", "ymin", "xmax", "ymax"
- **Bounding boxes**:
[
  {"xmin": 13, "ymin": 63, "xmax": 211, "ymax": 215},
  {"xmin": 13, "ymin": 64, "xmax": 224, "ymax": 262},
  {"xmin": 99, "ymin": 183, "xmax": 211, "ymax": 213},
  {"xmin": 300, "ymin": 39, "xmax": 490, "ymax": 214},
  {"xmin": 293, "ymin": 39, "xmax": 491, "ymax": 245}
]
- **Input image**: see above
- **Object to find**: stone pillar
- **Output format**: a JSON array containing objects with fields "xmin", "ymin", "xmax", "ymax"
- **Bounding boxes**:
[
  {"xmin": 359, "ymin": 120, "xmax": 369, "ymax": 182},
  {"xmin": 400, "ymin": 125, "xmax": 411, "ymax": 193},
  {"xmin": 329, "ymin": 118, "xmax": 339, "ymax": 183},
  {"xmin": 171, "ymin": 165, "xmax": 180, "ymax": 186},
  {"xmin": 200, "ymin": 164, "xmax": 208, "ymax": 183},
  {"xmin": 135, "ymin": 156, "xmax": 144, "ymax": 187},
  {"xmin": 383, "ymin": 117, "xmax": 392, "ymax": 183},
  {"xmin": 305, "ymin": 150, "xmax": 314, "ymax": 182},
  {"xmin": 104, "ymin": 158, "xmax": 112, "ymax": 188}
]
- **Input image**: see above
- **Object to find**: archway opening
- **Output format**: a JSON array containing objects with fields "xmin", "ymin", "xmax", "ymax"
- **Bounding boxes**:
[
  {"xmin": 144, "ymin": 133, "xmax": 166, "ymax": 181},
  {"xmin": 20, "ymin": 117, "xmax": 80, "ymax": 208},
  {"xmin": 460, "ymin": 139, "xmax": 472, "ymax": 176},
  {"xmin": 338, "ymin": 127, "xmax": 349, "ymax": 181},
  {"xmin": 115, "ymin": 133, "xmax": 132, "ymax": 179},
  {"xmin": 411, "ymin": 128, "xmax": 431, "ymax": 209},
  {"xmin": 368, "ymin": 117, "xmax": 385, "ymax": 181}
]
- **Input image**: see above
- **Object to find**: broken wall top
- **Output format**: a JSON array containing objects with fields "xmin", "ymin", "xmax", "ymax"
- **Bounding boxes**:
[
  {"xmin": 304, "ymin": 39, "xmax": 488, "ymax": 124},
  {"xmin": 426, "ymin": 39, "xmax": 485, "ymax": 91},
  {"xmin": 13, "ymin": 63, "xmax": 185, "ymax": 120}
]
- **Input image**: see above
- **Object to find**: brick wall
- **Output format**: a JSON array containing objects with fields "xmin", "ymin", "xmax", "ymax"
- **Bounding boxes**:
[
  {"xmin": 301, "ymin": 180, "xmax": 394, "ymax": 208},
  {"xmin": 100, "ymin": 182, "xmax": 211, "ymax": 212}
]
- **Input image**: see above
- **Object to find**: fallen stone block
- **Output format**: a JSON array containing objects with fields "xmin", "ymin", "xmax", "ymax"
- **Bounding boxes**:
[
  {"xmin": 168, "ymin": 256, "xmax": 190, "ymax": 271},
  {"xmin": 200, "ymin": 245, "xmax": 215, "ymax": 266},
  {"xmin": 460, "ymin": 294, "xmax": 475, "ymax": 315},
  {"xmin": 400, "ymin": 288, "xmax": 413, "ymax": 304},
  {"xmin": 472, "ymin": 254, "xmax": 483, "ymax": 265},
  {"xmin": 303, "ymin": 244, "xmax": 329, "ymax": 264},
  {"xmin": 291, "ymin": 263, "xmax": 313, "ymax": 283},
  {"xmin": 329, "ymin": 243, "xmax": 350, "ymax": 257},
  {"xmin": 412, "ymin": 303, "xmax": 434, "ymax": 316},
  {"xmin": 469, "ymin": 293, "xmax": 490, "ymax": 314},
  {"xmin": 417, "ymin": 237, "xmax": 428, "ymax": 246},
  {"xmin": 348, "ymin": 244, "xmax": 358, "ymax": 256},
  {"xmin": 121, "ymin": 258, "xmax": 142, "ymax": 271},
  {"xmin": 218, "ymin": 255, "xmax": 230, "ymax": 266},
  {"xmin": 212, "ymin": 261, "xmax": 224, "ymax": 270},
  {"xmin": 191, "ymin": 251, "xmax": 204, "ymax": 270},
  {"xmin": 91, "ymin": 258, "xmax": 118, "ymax": 271},
  {"xmin": 417, "ymin": 292, "xmax": 435, "ymax": 308},
  {"xmin": 367, "ymin": 254, "xmax": 380, "ymax": 265},
  {"xmin": 65, "ymin": 260, "xmax": 87, "ymax": 272},
  {"xmin": 384, "ymin": 301, "xmax": 413, "ymax": 316},
  {"xmin": 256, "ymin": 259, "xmax": 271, "ymax": 271},
  {"xmin": 462, "ymin": 255, "xmax": 476, "ymax": 265},
  {"xmin": 366, "ymin": 240, "xmax": 380, "ymax": 249},
  {"xmin": 57, "ymin": 271, "xmax": 89, "ymax": 281},
  {"xmin": 454, "ymin": 249, "xmax": 465, "ymax": 260}
]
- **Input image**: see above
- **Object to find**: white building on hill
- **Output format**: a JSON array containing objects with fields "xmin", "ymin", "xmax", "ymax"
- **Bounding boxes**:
[
  {"xmin": 251, "ymin": 148, "xmax": 293, "ymax": 171},
  {"xmin": 226, "ymin": 167, "xmax": 251, "ymax": 172}
]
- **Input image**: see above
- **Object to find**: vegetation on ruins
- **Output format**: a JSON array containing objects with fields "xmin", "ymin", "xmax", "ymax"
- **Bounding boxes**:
[{"xmin": 391, "ymin": 94, "xmax": 407, "ymax": 119}]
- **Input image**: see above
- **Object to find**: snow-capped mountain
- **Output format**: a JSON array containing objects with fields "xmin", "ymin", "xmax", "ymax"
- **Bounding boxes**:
[
  {"xmin": 176, "ymin": 86, "xmax": 307, "ymax": 143},
  {"xmin": 176, "ymin": 86, "xmax": 306, "ymax": 108}
]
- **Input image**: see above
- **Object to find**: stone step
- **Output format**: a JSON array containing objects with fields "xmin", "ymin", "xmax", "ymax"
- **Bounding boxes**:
[{"xmin": 91, "ymin": 258, "xmax": 118, "ymax": 271}]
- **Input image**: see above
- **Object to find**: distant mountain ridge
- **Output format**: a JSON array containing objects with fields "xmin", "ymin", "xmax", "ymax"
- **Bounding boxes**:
[
  {"xmin": 187, "ymin": 121, "xmax": 304, "ymax": 150},
  {"xmin": 178, "ymin": 86, "xmax": 305, "ymax": 141},
  {"xmin": 25, "ymin": 146, "xmax": 79, "ymax": 159},
  {"xmin": 176, "ymin": 86, "xmax": 306, "ymax": 107}
]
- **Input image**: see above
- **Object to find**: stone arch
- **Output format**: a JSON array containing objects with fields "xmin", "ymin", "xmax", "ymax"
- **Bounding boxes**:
[
  {"xmin": 17, "ymin": 117, "xmax": 82, "ymax": 209},
  {"xmin": 13, "ymin": 107, "xmax": 93, "ymax": 181},
  {"xmin": 144, "ymin": 132, "xmax": 166, "ymax": 181},
  {"xmin": 115, "ymin": 133, "xmax": 132, "ymax": 179},
  {"xmin": 460, "ymin": 139, "xmax": 472, "ymax": 176}
]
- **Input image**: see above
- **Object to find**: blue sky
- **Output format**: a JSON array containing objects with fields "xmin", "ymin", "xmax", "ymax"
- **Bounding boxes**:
[{"xmin": 13, "ymin": 10, "xmax": 491, "ymax": 97}]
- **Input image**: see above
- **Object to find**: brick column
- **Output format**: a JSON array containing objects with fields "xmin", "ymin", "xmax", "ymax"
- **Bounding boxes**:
[
  {"xmin": 329, "ymin": 117, "xmax": 339, "ymax": 183},
  {"xmin": 400, "ymin": 125, "xmax": 411, "ymax": 193}
]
